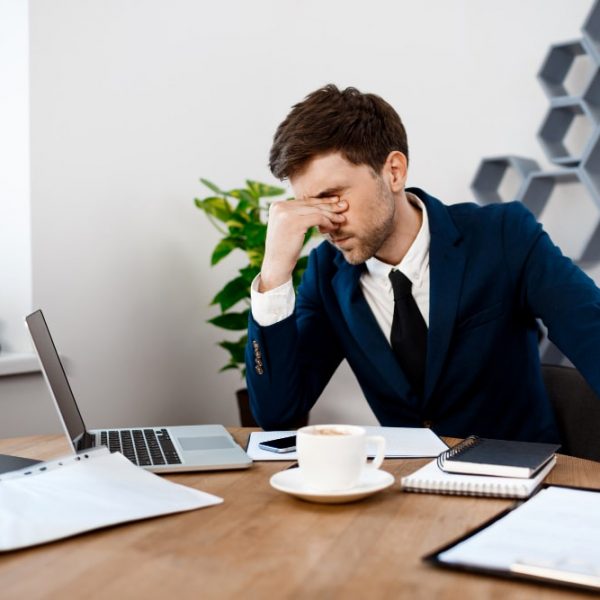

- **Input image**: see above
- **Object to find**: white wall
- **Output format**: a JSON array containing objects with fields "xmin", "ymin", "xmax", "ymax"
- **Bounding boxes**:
[
  {"xmin": 5, "ymin": 0, "xmax": 591, "ymax": 435},
  {"xmin": 0, "ymin": 0, "xmax": 31, "ymax": 353}
]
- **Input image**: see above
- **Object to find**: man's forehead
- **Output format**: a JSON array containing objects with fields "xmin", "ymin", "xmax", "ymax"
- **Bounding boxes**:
[{"xmin": 290, "ymin": 153, "xmax": 357, "ymax": 197}]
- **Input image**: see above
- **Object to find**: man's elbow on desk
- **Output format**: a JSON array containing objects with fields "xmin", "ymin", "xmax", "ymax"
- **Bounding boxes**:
[{"xmin": 246, "ymin": 384, "xmax": 308, "ymax": 431}]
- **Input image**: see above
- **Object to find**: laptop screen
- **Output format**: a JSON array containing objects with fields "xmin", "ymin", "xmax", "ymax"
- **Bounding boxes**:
[{"xmin": 25, "ymin": 310, "xmax": 87, "ymax": 449}]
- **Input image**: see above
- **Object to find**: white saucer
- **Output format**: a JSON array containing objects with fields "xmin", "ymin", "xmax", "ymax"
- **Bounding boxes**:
[{"xmin": 270, "ymin": 468, "xmax": 395, "ymax": 504}]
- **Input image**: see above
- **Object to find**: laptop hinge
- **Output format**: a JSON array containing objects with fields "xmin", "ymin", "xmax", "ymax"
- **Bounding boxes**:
[{"xmin": 76, "ymin": 431, "xmax": 96, "ymax": 452}]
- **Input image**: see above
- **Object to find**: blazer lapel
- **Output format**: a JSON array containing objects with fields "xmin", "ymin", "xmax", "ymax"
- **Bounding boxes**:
[
  {"xmin": 331, "ymin": 254, "xmax": 414, "ymax": 401},
  {"xmin": 414, "ymin": 189, "xmax": 467, "ymax": 404}
]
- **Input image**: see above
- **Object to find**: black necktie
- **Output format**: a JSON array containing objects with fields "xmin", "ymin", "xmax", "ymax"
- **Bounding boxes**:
[{"xmin": 389, "ymin": 269, "xmax": 428, "ymax": 396}]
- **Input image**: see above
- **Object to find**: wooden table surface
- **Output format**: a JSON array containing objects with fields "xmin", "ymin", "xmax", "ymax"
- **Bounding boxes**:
[{"xmin": 1, "ymin": 430, "xmax": 599, "ymax": 599}]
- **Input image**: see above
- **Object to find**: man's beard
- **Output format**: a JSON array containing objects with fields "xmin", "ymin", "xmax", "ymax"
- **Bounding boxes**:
[{"xmin": 336, "ymin": 219, "xmax": 394, "ymax": 264}]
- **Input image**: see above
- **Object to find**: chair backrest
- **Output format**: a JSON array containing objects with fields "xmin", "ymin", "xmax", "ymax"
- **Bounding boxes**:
[{"xmin": 541, "ymin": 364, "xmax": 600, "ymax": 462}]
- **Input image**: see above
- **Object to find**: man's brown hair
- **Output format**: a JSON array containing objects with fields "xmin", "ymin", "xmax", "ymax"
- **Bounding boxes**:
[{"xmin": 269, "ymin": 84, "xmax": 409, "ymax": 180}]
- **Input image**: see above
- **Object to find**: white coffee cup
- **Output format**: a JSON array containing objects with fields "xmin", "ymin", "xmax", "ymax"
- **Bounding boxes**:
[{"xmin": 296, "ymin": 424, "xmax": 386, "ymax": 491}]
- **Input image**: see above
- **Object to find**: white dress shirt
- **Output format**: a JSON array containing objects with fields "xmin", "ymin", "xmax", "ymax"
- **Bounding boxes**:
[{"xmin": 251, "ymin": 193, "xmax": 431, "ymax": 343}]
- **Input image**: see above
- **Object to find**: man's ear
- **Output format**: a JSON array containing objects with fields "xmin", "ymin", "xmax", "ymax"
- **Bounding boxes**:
[{"xmin": 384, "ymin": 151, "xmax": 408, "ymax": 192}]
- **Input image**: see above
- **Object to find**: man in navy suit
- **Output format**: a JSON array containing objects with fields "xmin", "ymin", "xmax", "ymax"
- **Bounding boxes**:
[{"xmin": 245, "ymin": 84, "xmax": 600, "ymax": 442}]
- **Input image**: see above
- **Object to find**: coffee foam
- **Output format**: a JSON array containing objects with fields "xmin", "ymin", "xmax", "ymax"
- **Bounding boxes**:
[{"xmin": 311, "ymin": 427, "xmax": 351, "ymax": 436}]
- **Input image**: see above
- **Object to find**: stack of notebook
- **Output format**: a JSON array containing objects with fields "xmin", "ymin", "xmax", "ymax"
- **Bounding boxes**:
[{"xmin": 401, "ymin": 436, "xmax": 559, "ymax": 499}]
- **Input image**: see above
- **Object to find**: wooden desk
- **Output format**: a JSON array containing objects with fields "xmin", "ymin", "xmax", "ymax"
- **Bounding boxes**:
[{"xmin": 1, "ymin": 431, "xmax": 599, "ymax": 599}]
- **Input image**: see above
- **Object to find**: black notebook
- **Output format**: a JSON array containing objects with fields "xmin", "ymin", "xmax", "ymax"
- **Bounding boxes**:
[{"xmin": 437, "ymin": 436, "xmax": 560, "ymax": 478}]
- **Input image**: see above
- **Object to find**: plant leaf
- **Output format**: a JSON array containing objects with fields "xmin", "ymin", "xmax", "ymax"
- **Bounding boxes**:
[
  {"xmin": 246, "ymin": 180, "xmax": 285, "ymax": 198},
  {"xmin": 227, "ymin": 220, "xmax": 244, "ymax": 233},
  {"xmin": 195, "ymin": 196, "xmax": 232, "ymax": 223},
  {"xmin": 208, "ymin": 310, "xmax": 250, "ymax": 331},
  {"xmin": 237, "ymin": 199, "xmax": 259, "ymax": 213},
  {"xmin": 211, "ymin": 276, "xmax": 249, "ymax": 311},
  {"xmin": 228, "ymin": 188, "xmax": 259, "ymax": 207},
  {"xmin": 200, "ymin": 178, "xmax": 225, "ymax": 195},
  {"xmin": 247, "ymin": 248, "xmax": 264, "ymax": 268},
  {"xmin": 244, "ymin": 221, "xmax": 267, "ymax": 248},
  {"xmin": 211, "ymin": 238, "xmax": 238, "ymax": 265},
  {"xmin": 302, "ymin": 227, "xmax": 318, "ymax": 246},
  {"xmin": 218, "ymin": 335, "xmax": 247, "ymax": 364},
  {"xmin": 239, "ymin": 265, "xmax": 261, "ymax": 284},
  {"xmin": 292, "ymin": 255, "xmax": 309, "ymax": 288},
  {"xmin": 227, "ymin": 211, "xmax": 250, "ymax": 226},
  {"xmin": 295, "ymin": 255, "xmax": 309, "ymax": 273}
]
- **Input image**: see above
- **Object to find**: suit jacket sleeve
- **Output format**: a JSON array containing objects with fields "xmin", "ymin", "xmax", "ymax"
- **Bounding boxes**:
[
  {"xmin": 245, "ymin": 249, "xmax": 344, "ymax": 429},
  {"xmin": 506, "ymin": 202, "xmax": 600, "ymax": 394}
]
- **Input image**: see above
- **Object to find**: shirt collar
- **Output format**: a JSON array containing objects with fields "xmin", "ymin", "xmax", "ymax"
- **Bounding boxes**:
[{"xmin": 365, "ymin": 191, "xmax": 431, "ymax": 287}]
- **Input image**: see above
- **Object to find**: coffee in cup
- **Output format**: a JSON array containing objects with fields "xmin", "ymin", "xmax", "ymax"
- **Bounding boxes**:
[{"xmin": 296, "ymin": 424, "xmax": 386, "ymax": 491}]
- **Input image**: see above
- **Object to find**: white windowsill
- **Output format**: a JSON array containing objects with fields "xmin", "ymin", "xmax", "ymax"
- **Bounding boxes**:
[{"xmin": 0, "ymin": 353, "xmax": 40, "ymax": 377}]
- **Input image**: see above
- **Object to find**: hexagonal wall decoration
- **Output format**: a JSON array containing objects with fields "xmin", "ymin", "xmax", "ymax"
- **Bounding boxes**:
[
  {"xmin": 581, "ymin": 126, "xmax": 600, "ymax": 207},
  {"xmin": 583, "ymin": 66, "xmax": 600, "ymax": 120},
  {"xmin": 537, "ymin": 98, "xmax": 595, "ymax": 166},
  {"xmin": 520, "ymin": 169, "xmax": 580, "ymax": 217},
  {"xmin": 538, "ymin": 39, "xmax": 592, "ymax": 99},
  {"xmin": 580, "ymin": 220, "xmax": 600, "ymax": 264},
  {"xmin": 471, "ymin": 156, "xmax": 539, "ymax": 204},
  {"xmin": 583, "ymin": 0, "xmax": 600, "ymax": 61}
]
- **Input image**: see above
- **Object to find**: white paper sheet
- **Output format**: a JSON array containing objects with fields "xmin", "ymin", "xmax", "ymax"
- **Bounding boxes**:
[
  {"xmin": 0, "ymin": 448, "xmax": 222, "ymax": 551},
  {"xmin": 246, "ymin": 427, "xmax": 448, "ymax": 461},
  {"xmin": 437, "ymin": 486, "xmax": 600, "ymax": 584}
]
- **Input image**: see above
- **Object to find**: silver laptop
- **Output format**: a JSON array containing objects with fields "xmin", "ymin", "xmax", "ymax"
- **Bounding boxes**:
[{"xmin": 25, "ymin": 309, "xmax": 252, "ymax": 473}]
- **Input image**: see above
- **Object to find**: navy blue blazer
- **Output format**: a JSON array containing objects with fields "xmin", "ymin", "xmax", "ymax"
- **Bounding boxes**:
[{"xmin": 245, "ymin": 188, "xmax": 600, "ymax": 442}]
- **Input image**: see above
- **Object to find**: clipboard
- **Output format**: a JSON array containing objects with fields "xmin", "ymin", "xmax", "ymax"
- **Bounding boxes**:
[{"xmin": 423, "ymin": 484, "xmax": 600, "ymax": 593}]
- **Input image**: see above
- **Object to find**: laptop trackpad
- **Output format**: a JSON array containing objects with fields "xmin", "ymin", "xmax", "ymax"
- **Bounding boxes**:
[{"xmin": 177, "ymin": 436, "xmax": 234, "ymax": 451}]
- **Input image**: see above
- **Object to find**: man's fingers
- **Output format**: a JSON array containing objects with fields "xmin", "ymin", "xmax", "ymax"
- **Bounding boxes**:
[
  {"xmin": 305, "ymin": 195, "xmax": 339, "ymax": 203},
  {"xmin": 280, "ymin": 210, "xmax": 343, "ymax": 237},
  {"xmin": 317, "ymin": 222, "xmax": 341, "ymax": 234},
  {"xmin": 288, "ymin": 195, "xmax": 347, "ymax": 211},
  {"xmin": 296, "ymin": 199, "xmax": 347, "ymax": 215},
  {"xmin": 321, "ymin": 200, "xmax": 347, "ymax": 213},
  {"xmin": 307, "ymin": 196, "xmax": 347, "ymax": 212},
  {"xmin": 270, "ymin": 200, "xmax": 346, "ymax": 221},
  {"xmin": 314, "ymin": 213, "xmax": 344, "ymax": 232},
  {"xmin": 307, "ymin": 210, "xmax": 345, "ymax": 225}
]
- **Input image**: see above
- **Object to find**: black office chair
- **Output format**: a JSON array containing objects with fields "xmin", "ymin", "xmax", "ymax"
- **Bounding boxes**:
[{"xmin": 541, "ymin": 364, "xmax": 600, "ymax": 462}]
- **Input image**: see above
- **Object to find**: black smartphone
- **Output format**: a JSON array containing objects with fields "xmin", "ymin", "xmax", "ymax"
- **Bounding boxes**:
[{"xmin": 258, "ymin": 435, "xmax": 297, "ymax": 453}]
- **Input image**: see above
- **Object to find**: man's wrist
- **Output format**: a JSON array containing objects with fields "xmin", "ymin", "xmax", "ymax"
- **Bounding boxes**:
[
  {"xmin": 258, "ymin": 269, "xmax": 294, "ymax": 292},
  {"xmin": 251, "ymin": 275, "xmax": 295, "ymax": 326}
]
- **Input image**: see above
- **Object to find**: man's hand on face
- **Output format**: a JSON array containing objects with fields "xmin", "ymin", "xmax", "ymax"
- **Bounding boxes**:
[{"xmin": 259, "ymin": 196, "xmax": 347, "ymax": 292}]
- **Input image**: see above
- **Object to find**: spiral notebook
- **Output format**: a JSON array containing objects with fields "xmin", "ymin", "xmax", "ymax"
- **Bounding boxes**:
[
  {"xmin": 436, "ymin": 436, "xmax": 559, "ymax": 478},
  {"xmin": 401, "ymin": 456, "xmax": 556, "ymax": 498}
]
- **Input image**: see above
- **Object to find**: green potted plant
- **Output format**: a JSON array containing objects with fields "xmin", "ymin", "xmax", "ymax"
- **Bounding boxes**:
[{"xmin": 194, "ymin": 178, "xmax": 315, "ymax": 426}]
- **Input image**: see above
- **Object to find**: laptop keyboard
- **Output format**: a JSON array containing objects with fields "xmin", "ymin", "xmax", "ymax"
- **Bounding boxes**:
[{"xmin": 98, "ymin": 428, "xmax": 182, "ymax": 466}]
